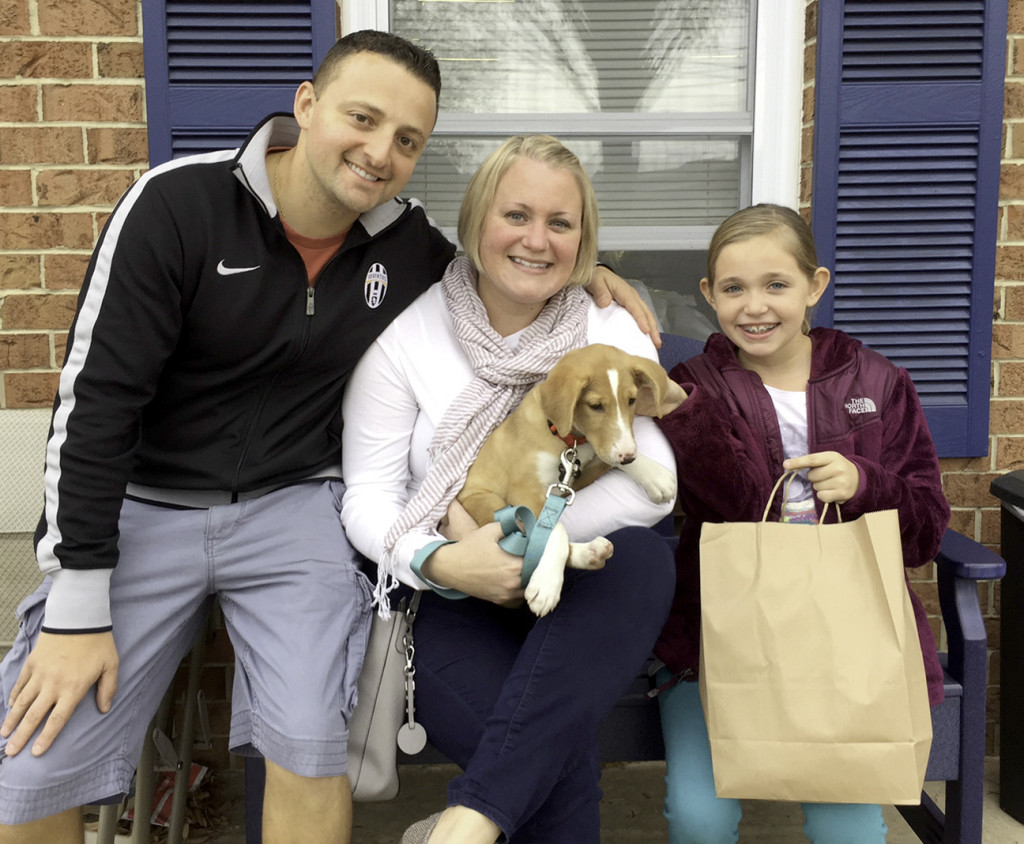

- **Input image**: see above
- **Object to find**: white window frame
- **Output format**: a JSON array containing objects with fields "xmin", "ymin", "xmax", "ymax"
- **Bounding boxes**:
[{"xmin": 341, "ymin": 0, "xmax": 803, "ymax": 251}]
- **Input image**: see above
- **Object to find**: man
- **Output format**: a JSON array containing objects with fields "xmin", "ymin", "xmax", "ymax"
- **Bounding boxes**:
[{"xmin": 0, "ymin": 30, "xmax": 654, "ymax": 844}]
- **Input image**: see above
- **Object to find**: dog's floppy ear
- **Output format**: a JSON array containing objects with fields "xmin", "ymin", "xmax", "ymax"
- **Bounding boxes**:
[
  {"xmin": 631, "ymin": 356, "xmax": 687, "ymax": 417},
  {"xmin": 537, "ymin": 364, "xmax": 588, "ymax": 436}
]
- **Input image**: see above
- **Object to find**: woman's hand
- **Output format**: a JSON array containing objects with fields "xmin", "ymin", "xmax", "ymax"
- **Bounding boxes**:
[
  {"xmin": 422, "ymin": 521, "xmax": 527, "ymax": 606},
  {"xmin": 783, "ymin": 452, "xmax": 860, "ymax": 504},
  {"xmin": 585, "ymin": 266, "xmax": 661, "ymax": 348}
]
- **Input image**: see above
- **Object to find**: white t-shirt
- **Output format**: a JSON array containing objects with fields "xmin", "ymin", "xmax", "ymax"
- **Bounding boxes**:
[{"xmin": 764, "ymin": 384, "xmax": 816, "ymax": 523}]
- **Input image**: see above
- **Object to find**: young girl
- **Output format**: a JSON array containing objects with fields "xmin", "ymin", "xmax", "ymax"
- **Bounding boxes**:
[{"xmin": 654, "ymin": 204, "xmax": 950, "ymax": 843}]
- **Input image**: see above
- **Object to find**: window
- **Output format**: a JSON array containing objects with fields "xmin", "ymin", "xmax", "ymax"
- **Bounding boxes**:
[{"xmin": 346, "ymin": 0, "xmax": 804, "ymax": 336}]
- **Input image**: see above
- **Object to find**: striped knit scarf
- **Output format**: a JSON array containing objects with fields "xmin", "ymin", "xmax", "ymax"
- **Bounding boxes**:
[{"xmin": 375, "ymin": 256, "xmax": 589, "ymax": 610}]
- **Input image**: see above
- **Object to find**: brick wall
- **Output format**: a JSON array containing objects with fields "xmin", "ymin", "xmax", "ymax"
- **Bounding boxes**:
[
  {"xmin": 0, "ymin": 0, "xmax": 1016, "ymax": 763},
  {"xmin": 0, "ymin": 0, "xmax": 147, "ymax": 407}
]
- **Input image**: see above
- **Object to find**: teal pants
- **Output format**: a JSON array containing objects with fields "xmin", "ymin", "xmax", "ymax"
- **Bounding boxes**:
[{"xmin": 656, "ymin": 669, "xmax": 888, "ymax": 843}]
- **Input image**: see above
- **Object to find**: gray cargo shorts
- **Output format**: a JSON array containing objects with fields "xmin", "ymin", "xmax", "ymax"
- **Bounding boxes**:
[{"xmin": 0, "ymin": 480, "xmax": 372, "ymax": 825}]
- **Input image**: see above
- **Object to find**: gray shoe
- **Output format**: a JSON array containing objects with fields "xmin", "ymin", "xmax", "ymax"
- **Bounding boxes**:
[{"xmin": 401, "ymin": 811, "xmax": 443, "ymax": 844}]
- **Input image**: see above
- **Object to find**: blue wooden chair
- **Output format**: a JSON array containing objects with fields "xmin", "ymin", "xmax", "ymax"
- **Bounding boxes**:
[{"xmin": 900, "ymin": 530, "xmax": 1006, "ymax": 843}]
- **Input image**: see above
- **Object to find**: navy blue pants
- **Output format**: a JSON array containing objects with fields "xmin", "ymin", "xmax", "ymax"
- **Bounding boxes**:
[{"xmin": 411, "ymin": 526, "xmax": 675, "ymax": 843}]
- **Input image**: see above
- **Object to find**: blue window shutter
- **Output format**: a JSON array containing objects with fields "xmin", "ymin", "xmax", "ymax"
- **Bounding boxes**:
[
  {"xmin": 141, "ymin": 1, "xmax": 337, "ymax": 165},
  {"xmin": 811, "ymin": 1, "xmax": 1006, "ymax": 457}
]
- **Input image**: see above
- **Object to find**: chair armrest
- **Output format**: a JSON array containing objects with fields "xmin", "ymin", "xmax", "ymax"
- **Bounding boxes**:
[
  {"xmin": 935, "ymin": 527, "xmax": 1004, "ymax": 686},
  {"xmin": 935, "ymin": 527, "xmax": 1006, "ymax": 581}
]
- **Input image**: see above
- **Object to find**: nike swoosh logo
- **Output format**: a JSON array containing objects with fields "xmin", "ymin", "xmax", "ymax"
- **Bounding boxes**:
[{"xmin": 216, "ymin": 260, "xmax": 260, "ymax": 276}]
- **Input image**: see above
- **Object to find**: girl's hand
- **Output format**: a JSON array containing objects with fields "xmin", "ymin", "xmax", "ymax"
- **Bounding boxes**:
[
  {"xmin": 422, "ymin": 521, "xmax": 526, "ymax": 606},
  {"xmin": 783, "ymin": 451, "xmax": 860, "ymax": 504}
]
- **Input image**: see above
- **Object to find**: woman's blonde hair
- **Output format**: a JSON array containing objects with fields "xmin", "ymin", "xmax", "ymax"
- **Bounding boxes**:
[
  {"xmin": 706, "ymin": 204, "xmax": 822, "ymax": 333},
  {"xmin": 457, "ymin": 135, "xmax": 599, "ymax": 287}
]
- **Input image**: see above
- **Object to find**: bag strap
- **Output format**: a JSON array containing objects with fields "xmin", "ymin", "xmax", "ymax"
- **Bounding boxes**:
[
  {"xmin": 763, "ymin": 470, "xmax": 842, "ymax": 525},
  {"xmin": 400, "ymin": 590, "xmax": 427, "ymax": 755}
]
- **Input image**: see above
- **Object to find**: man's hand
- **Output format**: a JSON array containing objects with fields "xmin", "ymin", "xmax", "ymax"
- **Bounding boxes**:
[
  {"xmin": 2, "ymin": 630, "xmax": 119, "ymax": 757},
  {"xmin": 585, "ymin": 266, "xmax": 661, "ymax": 348},
  {"xmin": 783, "ymin": 452, "xmax": 860, "ymax": 505}
]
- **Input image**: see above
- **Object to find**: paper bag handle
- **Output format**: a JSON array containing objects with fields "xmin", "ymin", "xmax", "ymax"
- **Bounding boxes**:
[{"xmin": 763, "ymin": 470, "xmax": 842, "ymax": 525}]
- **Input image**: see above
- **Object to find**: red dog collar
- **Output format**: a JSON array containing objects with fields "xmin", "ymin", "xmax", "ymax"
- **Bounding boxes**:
[{"xmin": 548, "ymin": 421, "xmax": 587, "ymax": 448}]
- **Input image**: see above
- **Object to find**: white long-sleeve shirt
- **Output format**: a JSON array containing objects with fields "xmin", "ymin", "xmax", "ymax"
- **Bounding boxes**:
[{"xmin": 341, "ymin": 281, "xmax": 676, "ymax": 589}]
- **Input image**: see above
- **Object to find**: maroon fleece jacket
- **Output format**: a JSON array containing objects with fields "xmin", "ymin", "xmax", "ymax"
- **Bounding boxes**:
[{"xmin": 655, "ymin": 328, "xmax": 950, "ymax": 705}]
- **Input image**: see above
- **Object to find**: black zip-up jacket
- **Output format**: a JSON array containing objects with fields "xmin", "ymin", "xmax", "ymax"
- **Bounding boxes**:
[{"xmin": 37, "ymin": 115, "xmax": 455, "ymax": 632}]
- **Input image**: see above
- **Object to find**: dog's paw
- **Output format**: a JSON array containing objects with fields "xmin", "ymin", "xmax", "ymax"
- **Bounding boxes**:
[
  {"xmin": 623, "ymin": 456, "xmax": 677, "ymax": 504},
  {"xmin": 567, "ymin": 537, "xmax": 613, "ymax": 570},
  {"xmin": 641, "ymin": 469, "xmax": 677, "ymax": 504},
  {"xmin": 525, "ymin": 568, "xmax": 563, "ymax": 617}
]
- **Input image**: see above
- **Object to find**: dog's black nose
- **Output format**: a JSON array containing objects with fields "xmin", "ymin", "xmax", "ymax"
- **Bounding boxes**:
[{"xmin": 620, "ymin": 455, "xmax": 636, "ymax": 465}]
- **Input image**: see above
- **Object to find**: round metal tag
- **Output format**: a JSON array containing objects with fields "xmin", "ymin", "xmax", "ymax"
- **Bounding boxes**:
[{"xmin": 397, "ymin": 722, "xmax": 428, "ymax": 755}]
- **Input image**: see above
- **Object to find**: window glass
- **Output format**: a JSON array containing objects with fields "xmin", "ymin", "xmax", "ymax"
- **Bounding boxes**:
[
  {"xmin": 598, "ymin": 249, "xmax": 720, "ymax": 340},
  {"xmin": 391, "ymin": 0, "xmax": 756, "ymax": 338},
  {"xmin": 393, "ymin": 0, "xmax": 751, "ymax": 114},
  {"xmin": 404, "ymin": 136, "xmax": 742, "ymax": 230}
]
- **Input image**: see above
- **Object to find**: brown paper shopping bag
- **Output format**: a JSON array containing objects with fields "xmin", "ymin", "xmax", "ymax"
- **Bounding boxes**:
[{"xmin": 698, "ymin": 472, "xmax": 932, "ymax": 805}]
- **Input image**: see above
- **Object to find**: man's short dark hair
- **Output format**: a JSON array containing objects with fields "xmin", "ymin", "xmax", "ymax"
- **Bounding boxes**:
[{"xmin": 313, "ymin": 30, "xmax": 441, "ymax": 104}]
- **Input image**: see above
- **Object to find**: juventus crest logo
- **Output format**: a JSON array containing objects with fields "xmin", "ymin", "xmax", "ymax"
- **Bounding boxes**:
[{"xmin": 364, "ymin": 263, "xmax": 388, "ymax": 309}]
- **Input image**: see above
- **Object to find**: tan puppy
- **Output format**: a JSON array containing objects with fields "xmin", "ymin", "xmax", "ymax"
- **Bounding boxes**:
[{"xmin": 458, "ymin": 343, "xmax": 686, "ymax": 616}]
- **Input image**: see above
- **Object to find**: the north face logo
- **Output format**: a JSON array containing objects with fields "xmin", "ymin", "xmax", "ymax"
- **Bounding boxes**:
[
  {"xmin": 364, "ymin": 263, "xmax": 388, "ymax": 309},
  {"xmin": 845, "ymin": 397, "xmax": 877, "ymax": 415}
]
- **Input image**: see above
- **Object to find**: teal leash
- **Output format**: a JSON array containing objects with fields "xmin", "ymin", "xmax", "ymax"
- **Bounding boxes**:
[
  {"xmin": 410, "ymin": 444, "xmax": 583, "ymax": 597},
  {"xmin": 495, "ymin": 445, "xmax": 582, "ymax": 587}
]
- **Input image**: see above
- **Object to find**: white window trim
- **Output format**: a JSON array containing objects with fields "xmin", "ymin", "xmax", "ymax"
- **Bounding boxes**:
[
  {"xmin": 341, "ymin": 0, "xmax": 803, "ymax": 248},
  {"xmin": 751, "ymin": 0, "xmax": 804, "ymax": 209}
]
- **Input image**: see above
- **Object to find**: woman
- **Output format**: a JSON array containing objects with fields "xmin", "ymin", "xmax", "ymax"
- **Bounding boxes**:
[{"xmin": 341, "ymin": 135, "xmax": 677, "ymax": 843}]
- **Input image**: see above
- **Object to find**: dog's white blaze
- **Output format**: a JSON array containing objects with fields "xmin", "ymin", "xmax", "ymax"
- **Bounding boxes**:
[
  {"xmin": 606, "ymin": 368, "xmax": 636, "ymax": 460},
  {"xmin": 607, "ymin": 368, "xmax": 625, "ymax": 429}
]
